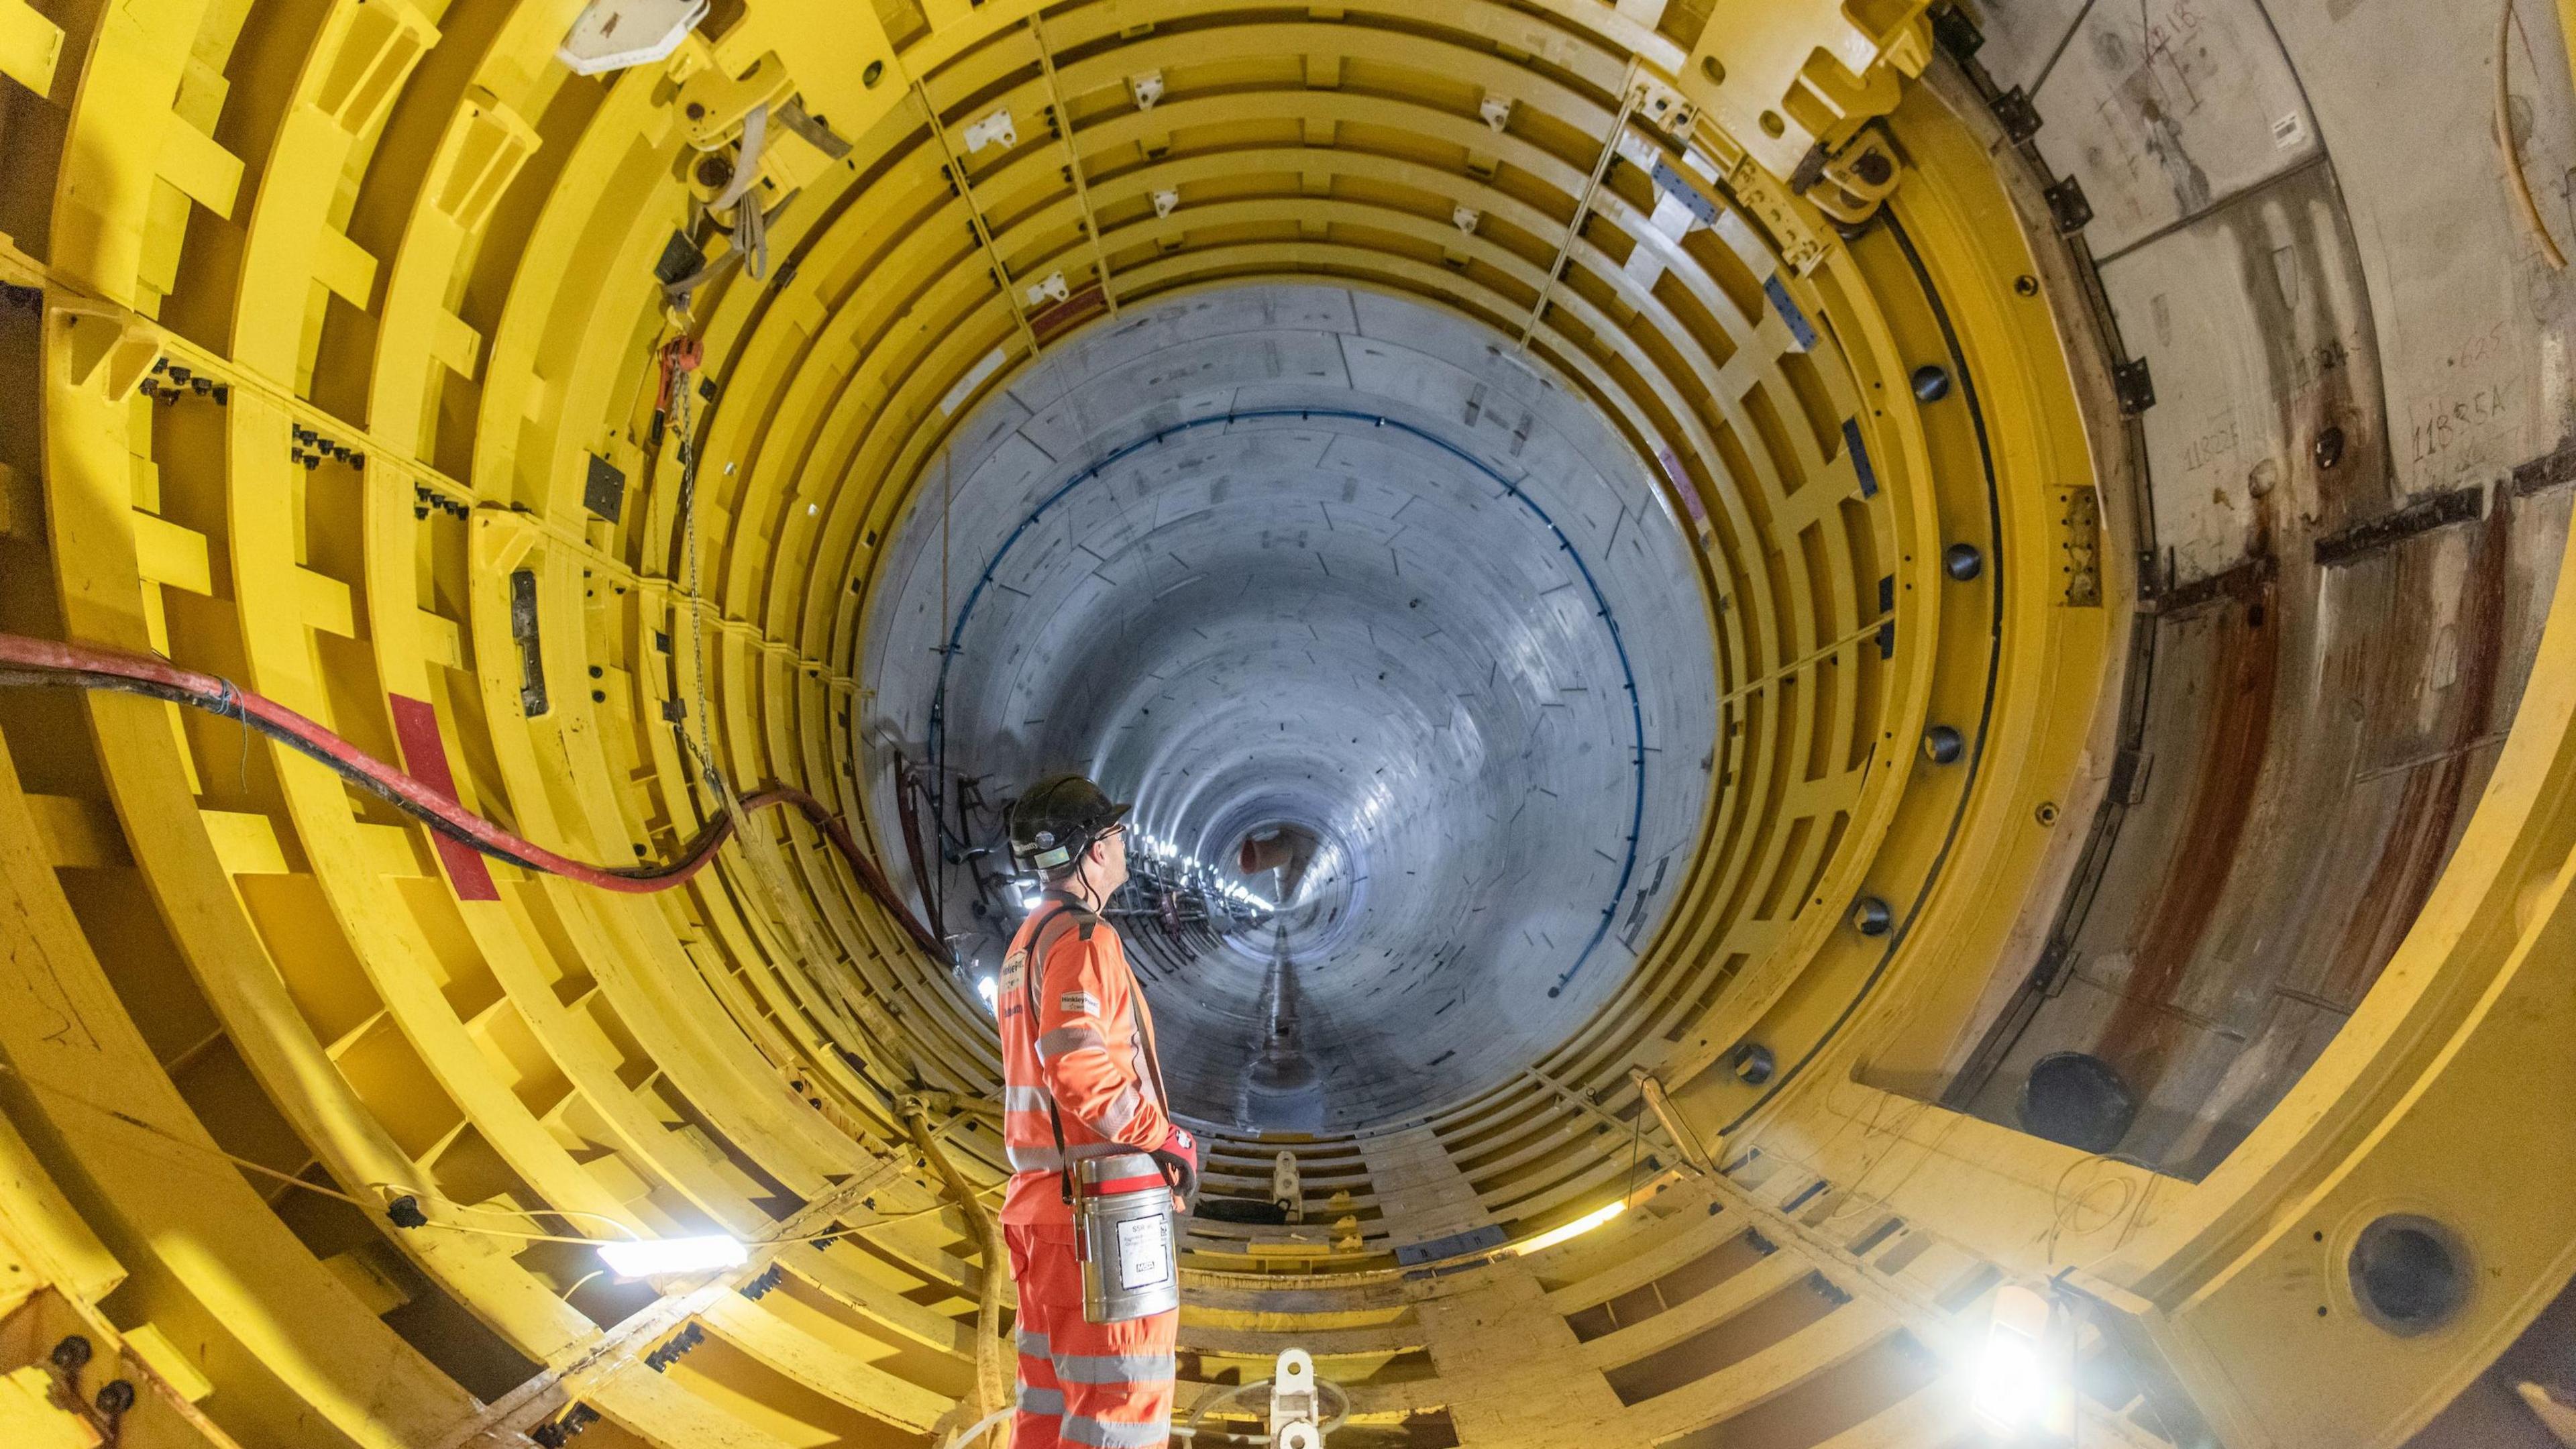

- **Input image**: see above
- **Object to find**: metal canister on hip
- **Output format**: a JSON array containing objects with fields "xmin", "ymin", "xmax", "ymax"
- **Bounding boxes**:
[{"xmin": 1074, "ymin": 1150, "xmax": 1181, "ymax": 1322}]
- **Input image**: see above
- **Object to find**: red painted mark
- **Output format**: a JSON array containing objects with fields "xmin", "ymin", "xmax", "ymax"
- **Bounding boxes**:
[{"xmin": 388, "ymin": 694, "xmax": 500, "ymax": 902}]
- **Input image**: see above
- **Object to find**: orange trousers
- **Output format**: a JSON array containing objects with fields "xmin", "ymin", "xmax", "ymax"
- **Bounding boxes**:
[{"xmin": 1006, "ymin": 1222, "xmax": 1179, "ymax": 1449}]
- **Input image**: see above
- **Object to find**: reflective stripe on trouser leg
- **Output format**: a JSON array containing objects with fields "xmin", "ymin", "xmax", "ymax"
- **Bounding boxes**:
[
  {"xmin": 1009, "ymin": 1221, "xmax": 1178, "ymax": 1449},
  {"xmin": 1053, "ymin": 1305, "xmax": 1177, "ymax": 1449},
  {"xmin": 1006, "ymin": 1224, "xmax": 1067, "ymax": 1449}
]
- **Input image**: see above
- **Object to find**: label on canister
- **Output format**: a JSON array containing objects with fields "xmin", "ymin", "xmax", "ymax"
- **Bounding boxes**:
[{"xmin": 1115, "ymin": 1214, "xmax": 1172, "ymax": 1289}]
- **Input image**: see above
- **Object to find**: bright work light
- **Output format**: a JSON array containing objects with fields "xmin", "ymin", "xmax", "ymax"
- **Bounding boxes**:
[
  {"xmin": 1511, "ymin": 1199, "xmax": 1625, "ymax": 1256},
  {"xmin": 1972, "ymin": 1283, "xmax": 2070, "ymax": 1441},
  {"xmin": 598, "ymin": 1235, "xmax": 749, "ymax": 1279}
]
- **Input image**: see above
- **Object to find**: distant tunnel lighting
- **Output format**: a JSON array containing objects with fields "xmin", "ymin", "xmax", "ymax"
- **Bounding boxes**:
[
  {"xmin": 976, "ymin": 975, "xmax": 998, "ymax": 1012},
  {"xmin": 598, "ymin": 1234, "xmax": 748, "ymax": 1279},
  {"xmin": 1972, "ymin": 1284, "xmax": 2065, "ymax": 1438},
  {"xmin": 1511, "ymin": 1199, "xmax": 1625, "ymax": 1256}
]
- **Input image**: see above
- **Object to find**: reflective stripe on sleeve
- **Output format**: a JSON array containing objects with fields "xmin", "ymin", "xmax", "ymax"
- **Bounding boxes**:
[
  {"xmin": 1004, "ymin": 1085, "xmax": 1051, "ymax": 1114},
  {"xmin": 1038, "ymin": 1024, "xmax": 1108, "ymax": 1060},
  {"xmin": 1008, "ymin": 1143, "xmax": 1065, "ymax": 1173},
  {"xmin": 1092, "ymin": 1083, "xmax": 1142, "ymax": 1137}
]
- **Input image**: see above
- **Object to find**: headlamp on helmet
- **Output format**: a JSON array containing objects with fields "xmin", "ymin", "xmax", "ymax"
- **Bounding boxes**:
[{"xmin": 1008, "ymin": 774, "xmax": 1133, "ymax": 876}]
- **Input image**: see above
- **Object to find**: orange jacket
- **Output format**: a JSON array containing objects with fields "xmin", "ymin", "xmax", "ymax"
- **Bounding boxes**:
[{"xmin": 998, "ymin": 893, "xmax": 1174, "ymax": 1227}]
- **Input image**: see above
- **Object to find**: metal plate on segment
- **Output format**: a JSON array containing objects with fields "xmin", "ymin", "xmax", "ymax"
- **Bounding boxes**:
[
  {"xmin": 584, "ymin": 453, "xmax": 626, "ymax": 522},
  {"xmin": 511, "ymin": 568, "xmax": 547, "ymax": 717},
  {"xmin": 1393, "ymin": 1224, "xmax": 1507, "ymax": 1265},
  {"xmin": 1648, "ymin": 158, "xmax": 1719, "ymax": 227}
]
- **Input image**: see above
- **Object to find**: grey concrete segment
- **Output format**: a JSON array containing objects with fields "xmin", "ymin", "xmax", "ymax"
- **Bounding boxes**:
[{"xmin": 859, "ymin": 286, "xmax": 1719, "ymax": 1132}]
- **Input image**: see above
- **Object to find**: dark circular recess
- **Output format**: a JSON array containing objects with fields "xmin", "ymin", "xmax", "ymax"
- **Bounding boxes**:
[
  {"xmin": 1729, "ymin": 1041, "xmax": 1776, "ymax": 1086},
  {"xmin": 1851, "ymin": 896, "xmax": 1893, "ymax": 936},
  {"xmin": 2349, "ymin": 1216, "xmax": 2470, "ymax": 1336},
  {"xmin": 2017, "ymin": 1051, "xmax": 2137, "ymax": 1152}
]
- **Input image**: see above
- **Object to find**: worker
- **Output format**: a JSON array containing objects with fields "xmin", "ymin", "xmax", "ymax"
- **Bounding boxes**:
[{"xmin": 998, "ymin": 773, "xmax": 1201, "ymax": 1449}]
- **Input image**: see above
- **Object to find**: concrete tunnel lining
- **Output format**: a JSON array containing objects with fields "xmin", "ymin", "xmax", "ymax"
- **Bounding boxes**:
[{"xmin": 861, "ymin": 285, "xmax": 1718, "ymax": 1130}]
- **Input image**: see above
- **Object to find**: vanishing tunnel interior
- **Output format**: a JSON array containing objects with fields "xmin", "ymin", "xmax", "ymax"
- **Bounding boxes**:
[{"xmin": 2, "ymin": 1, "xmax": 2575, "ymax": 1448}]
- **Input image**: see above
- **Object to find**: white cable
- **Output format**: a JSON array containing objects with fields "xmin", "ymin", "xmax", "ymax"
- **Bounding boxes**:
[{"xmin": 933, "ymin": 1405, "xmax": 1014, "ymax": 1449}]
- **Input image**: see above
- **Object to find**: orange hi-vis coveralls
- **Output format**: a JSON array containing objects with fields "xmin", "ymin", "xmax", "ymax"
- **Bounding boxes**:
[{"xmin": 998, "ymin": 892, "xmax": 1181, "ymax": 1449}]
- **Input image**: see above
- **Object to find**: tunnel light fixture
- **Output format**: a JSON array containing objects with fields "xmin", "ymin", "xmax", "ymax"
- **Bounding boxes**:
[
  {"xmin": 1972, "ymin": 1284, "xmax": 2072, "ymax": 1440},
  {"xmin": 1509, "ymin": 1199, "xmax": 1625, "ymax": 1256},
  {"xmin": 598, "ymin": 1234, "xmax": 748, "ymax": 1279},
  {"xmin": 976, "ymin": 975, "xmax": 998, "ymax": 1012}
]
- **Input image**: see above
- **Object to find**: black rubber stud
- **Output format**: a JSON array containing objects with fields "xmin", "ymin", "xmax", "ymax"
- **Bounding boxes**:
[
  {"xmin": 1943, "ymin": 542, "xmax": 1983, "ymax": 582},
  {"xmin": 1921, "ymin": 725, "xmax": 1964, "ymax": 764},
  {"xmin": 1851, "ymin": 896, "xmax": 1893, "ymax": 936},
  {"xmin": 1911, "ymin": 364, "xmax": 1951, "ymax": 402}
]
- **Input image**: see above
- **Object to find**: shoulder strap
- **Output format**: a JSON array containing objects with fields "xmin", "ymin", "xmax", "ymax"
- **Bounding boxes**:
[
  {"xmin": 1021, "ymin": 898, "xmax": 1096, "ymax": 1203},
  {"xmin": 1127, "ymin": 988, "xmax": 1172, "ymax": 1111}
]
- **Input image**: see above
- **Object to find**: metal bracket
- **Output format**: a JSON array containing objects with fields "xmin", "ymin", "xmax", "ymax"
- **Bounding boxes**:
[
  {"xmin": 2043, "ymin": 176, "xmax": 2092, "ymax": 235},
  {"xmin": 1990, "ymin": 85, "xmax": 2042, "ymax": 144},
  {"xmin": 2112, "ymin": 357, "xmax": 2156, "ymax": 415},
  {"xmin": 1931, "ymin": 3, "xmax": 1985, "ymax": 59}
]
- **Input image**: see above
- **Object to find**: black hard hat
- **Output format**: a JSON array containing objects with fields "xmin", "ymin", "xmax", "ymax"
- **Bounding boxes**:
[{"xmin": 1010, "ymin": 773, "xmax": 1132, "ymax": 871}]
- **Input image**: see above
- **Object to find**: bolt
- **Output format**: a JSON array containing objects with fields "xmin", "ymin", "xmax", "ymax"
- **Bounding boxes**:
[
  {"xmin": 1911, "ymin": 364, "xmax": 1951, "ymax": 402},
  {"xmin": 1943, "ymin": 542, "xmax": 1983, "ymax": 581},
  {"xmin": 51, "ymin": 1335, "xmax": 93, "ymax": 1372},
  {"xmin": 95, "ymin": 1380, "xmax": 136, "ymax": 1416},
  {"xmin": 2014, "ymin": 274, "xmax": 2039, "ymax": 297},
  {"xmin": 686, "ymin": 101, "xmax": 706, "ymax": 120},
  {"xmin": 1853, "ymin": 150, "xmax": 1894, "ymax": 186},
  {"xmin": 2035, "ymin": 801, "xmax": 2061, "ymax": 826},
  {"xmin": 1921, "ymin": 724, "xmax": 1964, "ymax": 764}
]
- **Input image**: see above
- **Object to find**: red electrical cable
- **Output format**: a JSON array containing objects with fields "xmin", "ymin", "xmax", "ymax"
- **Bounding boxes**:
[{"xmin": 0, "ymin": 633, "xmax": 947, "ymax": 959}]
